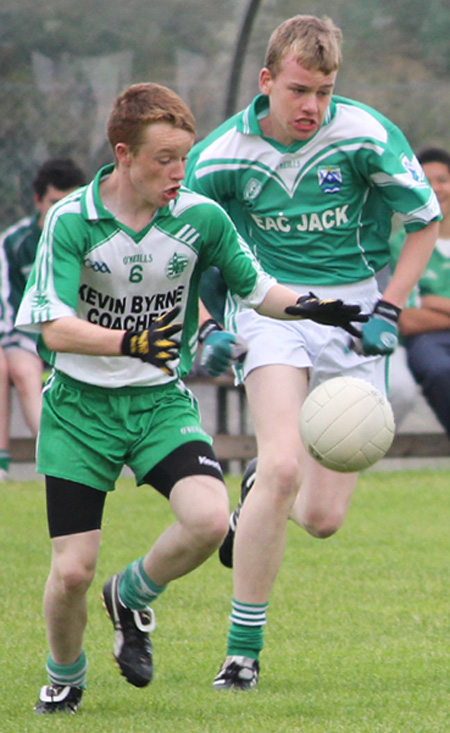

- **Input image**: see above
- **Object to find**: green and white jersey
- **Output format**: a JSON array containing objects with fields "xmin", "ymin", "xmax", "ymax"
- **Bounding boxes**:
[
  {"xmin": 0, "ymin": 214, "xmax": 41, "ymax": 337},
  {"xmin": 186, "ymin": 94, "xmax": 441, "ymax": 286},
  {"xmin": 418, "ymin": 236, "xmax": 450, "ymax": 298},
  {"xmin": 16, "ymin": 164, "xmax": 275, "ymax": 388},
  {"xmin": 0, "ymin": 236, "xmax": 13, "ymax": 335},
  {"xmin": 389, "ymin": 228, "xmax": 450, "ymax": 304}
]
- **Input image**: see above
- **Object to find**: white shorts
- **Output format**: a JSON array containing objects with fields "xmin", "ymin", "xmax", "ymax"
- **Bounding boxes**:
[
  {"xmin": 0, "ymin": 329, "xmax": 38, "ymax": 355},
  {"xmin": 231, "ymin": 277, "xmax": 388, "ymax": 396}
]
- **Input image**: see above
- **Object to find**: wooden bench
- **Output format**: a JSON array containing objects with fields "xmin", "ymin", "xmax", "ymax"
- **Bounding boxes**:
[
  {"xmin": 188, "ymin": 375, "xmax": 450, "ymax": 464},
  {"xmin": 211, "ymin": 431, "xmax": 450, "ymax": 461},
  {"xmin": 9, "ymin": 430, "xmax": 450, "ymax": 464},
  {"xmin": 9, "ymin": 375, "xmax": 450, "ymax": 463}
]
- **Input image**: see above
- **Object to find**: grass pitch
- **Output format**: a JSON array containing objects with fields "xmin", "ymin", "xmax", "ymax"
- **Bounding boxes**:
[{"xmin": 0, "ymin": 469, "xmax": 449, "ymax": 732}]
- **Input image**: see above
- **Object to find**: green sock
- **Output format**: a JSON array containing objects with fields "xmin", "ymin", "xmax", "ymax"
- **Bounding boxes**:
[
  {"xmin": 46, "ymin": 650, "xmax": 88, "ymax": 689},
  {"xmin": 226, "ymin": 599, "xmax": 268, "ymax": 660},
  {"xmin": 0, "ymin": 451, "xmax": 10, "ymax": 472},
  {"xmin": 119, "ymin": 556, "xmax": 166, "ymax": 611}
]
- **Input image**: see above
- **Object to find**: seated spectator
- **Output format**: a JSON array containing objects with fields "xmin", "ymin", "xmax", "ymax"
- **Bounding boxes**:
[
  {"xmin": 0, "ymin": 346, "xmax": 10, "ymax": 480},
  {"xmin": 397, "ymin": 147, "xmax": 450, "ymax": 436},
  {"xmin": 0, "ymin": 158, "xmax": 85, "ymax": 480},
  {"xmin": 0, "ymin": 241, "xmax": 13, "ymax": 480}
]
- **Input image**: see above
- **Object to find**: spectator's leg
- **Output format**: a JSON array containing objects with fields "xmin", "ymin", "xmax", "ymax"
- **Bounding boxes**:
[
  {"xmin": 6, "ymin": 348, "xmax": 42, "ymax": 436},
  {"xmin": 406, "ymin": 331, "xmax": 450, "ymax": 436},
  {"xmin": 0, "ymin": 347, "xmax": 11, "ymax": 477}
]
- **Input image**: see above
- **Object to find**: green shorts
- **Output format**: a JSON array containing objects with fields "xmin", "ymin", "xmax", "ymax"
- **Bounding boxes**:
[{"xmin": 38, "ymin": 371, "xmax": 213, "ymax": 492}]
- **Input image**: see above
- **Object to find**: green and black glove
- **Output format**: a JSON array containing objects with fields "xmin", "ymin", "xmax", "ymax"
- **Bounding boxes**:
[
  {"xmin": 358, "ymin": 299, "xmax": 401, "ymax": 356},
  {"xmin": 121, "ymin": 306, "xmax": 182, "ymax": 375},
  {"xmin": 285, "ymin": 292, "xmax": 369, "ymax": 337},
  {"xmin": 199, "ymin": 319, "xmax": 248, "ymax": 377}
]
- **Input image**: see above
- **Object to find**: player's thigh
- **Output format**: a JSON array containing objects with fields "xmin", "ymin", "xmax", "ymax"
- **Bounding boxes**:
[
  {"xmin": 0, "ymin": 347, "xmax": 8, "ymax": 394},
  {"xmin": 244, "ymin": 364, "xmax": 308, "ymax": 459},
  {"xmin": 131, "ymin": 385, "xmax": 217, "ymax": 489},
  {"xmin": 39, "ymin": 379, "xmax": 125, "ymax": 492},
  {"xmin": 232, "ymin": 308, "xmax": 313, "ymax": 382},
  {"xmin": 6, "ymin": 345, "xmax": 42, "ymax": 383},
  {"xmin": 46, "ymin": 477, "xmax": 104, "ymax": 581}
]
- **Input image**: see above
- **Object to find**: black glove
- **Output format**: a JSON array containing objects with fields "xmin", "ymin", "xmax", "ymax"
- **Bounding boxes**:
[
  {"xmin": 285, "ymin": 291, "xmax": 369, "ymax": 337},
  {"xmin": 121, "ymin": 306, "xmax": 182, "ymax": 375}
]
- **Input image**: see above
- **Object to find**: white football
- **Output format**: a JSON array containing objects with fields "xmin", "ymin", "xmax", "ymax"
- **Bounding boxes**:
[{"xmin": 299, "ymin": 376, "xmax": 395, "ymax": 473}]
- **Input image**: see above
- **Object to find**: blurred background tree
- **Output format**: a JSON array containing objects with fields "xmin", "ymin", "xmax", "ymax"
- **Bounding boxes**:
[{"xmin": 1, "ymin": 0, "xmax": 449, "ymax": 227}]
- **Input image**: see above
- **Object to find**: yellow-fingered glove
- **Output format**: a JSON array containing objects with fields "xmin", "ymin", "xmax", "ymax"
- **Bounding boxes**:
[{"xmin": 121, "ymin": 306, "xmax": 182, "ymax": 375}]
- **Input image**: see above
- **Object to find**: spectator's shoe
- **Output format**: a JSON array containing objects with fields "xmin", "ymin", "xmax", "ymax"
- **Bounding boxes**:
[
  {"xmin": 102, "ymin": 572, "xmax": 155, "ymax": 687},
  {"xmin": 34, "ymin": 684, "xmax": 82, "ymax": 714},
  {"xmin": 218, "ymin": 458, "xmax": 257, "ymax": 568},
  {"xmin": 213, "ymin": 655, "xmax": 260, "ymax": 691}
]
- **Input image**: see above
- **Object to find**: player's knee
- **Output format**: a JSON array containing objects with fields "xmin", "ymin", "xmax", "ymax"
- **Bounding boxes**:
[
  {"xmin": 52, "ymin": 558, "xmax": 96, "ymax": 596},
  {"xmin": 302, "ymin": 509, "xmax": 345, "ymax": 539},
  {"xmin": 8, "ymin": 360, "xmax": 31, "ymax": 388},
  {"xmin": 268, "ymin": 455, "xmax": 302, "ymax": 504},
  {"xmin": 188, "ymin": 502, "xmax": 230, "ymax": 550}
]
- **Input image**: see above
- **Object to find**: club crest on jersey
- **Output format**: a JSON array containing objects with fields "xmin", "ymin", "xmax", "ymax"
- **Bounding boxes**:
[
  {"xmin": 318, "ymin": 167, "xmax": 343, "ymax": 194},
  {"xmin": 244, "ymin": 178, "xmax": 263, "ymax": 201},
  {"xmin": 166, "ymin": 252, "xmax": 189, "ymax": 280},
  {"xmin": 401, "ymin": 154, "xmax": 425, "ymax": 183}
]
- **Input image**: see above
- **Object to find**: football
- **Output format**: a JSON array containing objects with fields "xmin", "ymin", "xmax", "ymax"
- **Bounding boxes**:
[{"xmin": 299, "ymin": 376, "xmax": 395, "ymax": 473}]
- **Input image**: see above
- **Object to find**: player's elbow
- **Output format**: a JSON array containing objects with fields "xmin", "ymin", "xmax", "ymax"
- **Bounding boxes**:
[{"xmin": 41, "ymin": 318, "xmax": 71, "ymax": 352}]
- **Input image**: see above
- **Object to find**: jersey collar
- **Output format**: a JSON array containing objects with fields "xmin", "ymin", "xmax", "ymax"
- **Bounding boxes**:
[
  {"xmin": 81, "ymin": 164, "xmax": 117, "ymax": 221},
  {"xmin": 238, "ymin": 94, "xmax": 337, "ymax": 150},
  {"xmin": 238, "ymin": 95, "xmax": 270, "ymax": 136},
  {"xmin": 80, "ymin": 163, "xmax": 176, "ymax": 224}
]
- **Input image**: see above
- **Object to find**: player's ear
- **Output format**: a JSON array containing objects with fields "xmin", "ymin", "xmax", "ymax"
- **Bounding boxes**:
[
  {"xmin": 115, "ymin": 143, "xmax": 132, "ymax": 167},
  {"xmin": 259, "ymin": 67, "xmax": 273, "ymax": 95}
]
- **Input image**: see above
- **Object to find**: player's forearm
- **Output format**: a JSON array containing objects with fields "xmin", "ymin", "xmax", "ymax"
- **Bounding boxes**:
[
  {"xmin": 41, "ymin": 316, "xmax": 125, "ymax": 355},
  {"xmin": 256, "ymin": 284, "xmax": 299, "ymax": 319},
  {"xmin": 399, "ymin": 306, "xmax": 450, "ymax": 336},
  {"xmin": 199, "ymin": 299, "xmax": 214, "ymax": 327},
  {"xmin": 383, "ymin": 221, "xmax": 439, "ymax": 308}
]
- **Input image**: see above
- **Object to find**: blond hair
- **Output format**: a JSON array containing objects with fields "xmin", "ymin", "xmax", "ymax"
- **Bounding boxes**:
[{"xmin": 264, "ymin": 15, "xmax": 342, "ymax": 77}]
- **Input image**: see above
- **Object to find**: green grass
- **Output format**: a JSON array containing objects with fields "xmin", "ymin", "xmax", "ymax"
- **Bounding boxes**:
[{"xmin": 1, "ymin": 469, "xmax": 450, "ymax": 732}]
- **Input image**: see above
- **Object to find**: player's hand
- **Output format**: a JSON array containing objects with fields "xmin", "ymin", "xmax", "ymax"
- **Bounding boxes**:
[
  {"xmin": 121, "ymin": 306, "xmax": 182, "ymax": 375},
  {"xmin": 199, "ymin": 319, "xmax": 248, "ymax": 377},
  {"xmin": 356, "ymin": 299, "xmax": 401, "ymax": 356},
  {"xmin": 285, "ymin": 292, "xmax": 369, "ymax": 336}
]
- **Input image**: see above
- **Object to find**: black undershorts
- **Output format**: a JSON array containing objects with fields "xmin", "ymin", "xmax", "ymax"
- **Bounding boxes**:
[{"xmin": 46, "ymin": 441, "xmax": 224, "ymax": 537}]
